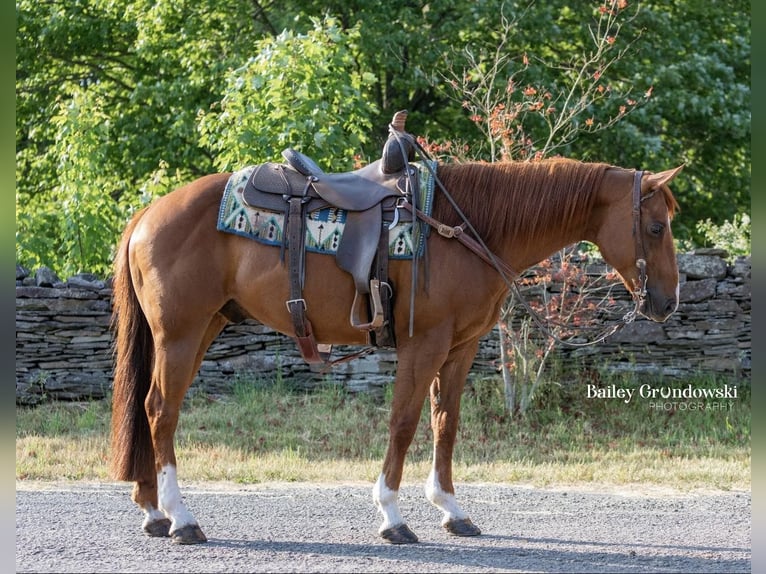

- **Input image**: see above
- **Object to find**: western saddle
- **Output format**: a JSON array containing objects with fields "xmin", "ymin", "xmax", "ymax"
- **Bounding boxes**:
[{"xmin": 241, "ymin": 111, "xmax": 419, "ymax": 364}]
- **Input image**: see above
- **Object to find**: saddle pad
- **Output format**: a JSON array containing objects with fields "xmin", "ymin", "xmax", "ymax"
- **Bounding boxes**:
[{"xmin": 216, "ymin": 160, "xmax": 436, "ymax": 259}]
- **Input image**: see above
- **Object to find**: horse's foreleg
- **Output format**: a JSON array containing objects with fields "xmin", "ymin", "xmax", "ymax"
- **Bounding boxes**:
[
  {"xmin": 373, "ymin": 339, "xmax": 448, "ymax": 544},
  {"xmin": 425, "ymin": 339, "xmax": 482, "ymax": 537},
  {"xmin": 137, "ymin": 314, "xmax": 228, "ymax": 544}
]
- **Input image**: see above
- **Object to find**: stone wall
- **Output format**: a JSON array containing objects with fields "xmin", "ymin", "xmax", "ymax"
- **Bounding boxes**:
[
  {"xmin": 15, "ymin": 249, "xmax": 750, "ymax": 405},
  {"xmin": 551, "ymin": 250, "xmax": 751, "ymax": 379}
]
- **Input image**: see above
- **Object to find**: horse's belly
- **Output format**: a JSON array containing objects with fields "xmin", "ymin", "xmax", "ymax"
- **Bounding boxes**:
[{"xmin": 230, "ymin": 245, "xmax": 370, "ymax": 345}]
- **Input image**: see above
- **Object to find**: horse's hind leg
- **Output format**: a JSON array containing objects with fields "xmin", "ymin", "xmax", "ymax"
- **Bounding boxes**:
[
  {"xmin": 425, "ymin": 339, "xmax": 482, "ymax": 537},
  {"xmin": 134, "ymin": 314, "xmax": 228, "ymax": 544},
  {"xmin": 131, "ymin": 479, "xmax": 170, "ymax": 538}
]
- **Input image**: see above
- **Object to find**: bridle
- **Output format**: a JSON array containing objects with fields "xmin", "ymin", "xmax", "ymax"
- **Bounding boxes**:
[
  {"xmin": 623, "ymin": 169, "xmax": 652, "ymax": 324},
  {"xmin": 391, "ymin": 124, "xmax": 655, "ymax": 347},
  {"xmin": 508, "ymin": 169, "xmax": 654, "ymax": 345}
]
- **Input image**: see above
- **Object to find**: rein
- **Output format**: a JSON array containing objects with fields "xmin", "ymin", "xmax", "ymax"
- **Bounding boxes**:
[{"xmin": 392, "ymin": 126, "xmax": 650, "ymax": 347}]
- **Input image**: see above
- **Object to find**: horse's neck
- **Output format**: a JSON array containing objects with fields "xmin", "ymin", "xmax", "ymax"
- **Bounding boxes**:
[
  {"xmin": 500, "ymin": 233, "xmax": 584, "ymax": 276},
  {"xmin": 438, "ymin": 160, "xmax": 607, "ymax": 275},
  {"xmin": 495, "ymin": 183, "xmax": 592, "ymax": 273},
  {"xmin": 501, "ymin": 165, "xmax": 632, "ymax": 273}
]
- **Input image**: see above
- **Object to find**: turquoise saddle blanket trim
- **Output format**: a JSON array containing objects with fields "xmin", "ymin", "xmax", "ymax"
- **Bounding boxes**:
[{"xmin": 216, "ymin": 160, "xmax": 436, "ymax": 260}]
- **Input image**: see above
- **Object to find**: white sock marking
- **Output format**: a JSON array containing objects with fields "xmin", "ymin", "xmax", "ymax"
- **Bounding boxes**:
[
  {"xmin": 141, "ymin": 505, "xmax": 167, "ymax": 529},
  {"xmin": 425, "ymin": 468, "xmax": 468, "ymax": 524},
  {"xmin": 157, "ymin": 464, "xmax": 197, "ymax": 531},
  {"xmin": 372, "ymin": 473, "xmax": 404, "ymax": 532}
]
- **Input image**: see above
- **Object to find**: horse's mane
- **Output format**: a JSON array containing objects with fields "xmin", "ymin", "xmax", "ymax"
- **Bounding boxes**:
[{"xmin": 432, "ymin": 158, "xmax": 611, "ymax": 250}]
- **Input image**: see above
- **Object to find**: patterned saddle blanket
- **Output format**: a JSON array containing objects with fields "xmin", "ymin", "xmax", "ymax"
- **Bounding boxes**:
[{"xmin": 216, "ymin": 161, "xmax": 436, "ymax": 259}]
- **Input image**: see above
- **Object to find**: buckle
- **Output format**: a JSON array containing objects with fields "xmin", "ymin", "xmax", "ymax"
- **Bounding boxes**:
[
  {"xmin": 285, "ymin": 298, "xmax": 307, "ymax": 313},
  {"xmin": 437, "ymin": 224, "xmax": 463, "ymax": 238}
]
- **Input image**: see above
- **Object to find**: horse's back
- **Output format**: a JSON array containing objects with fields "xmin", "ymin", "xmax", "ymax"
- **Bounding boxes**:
[{"xmin": 137, "ymin": 173, "xmax": 231, "ymax": 237}]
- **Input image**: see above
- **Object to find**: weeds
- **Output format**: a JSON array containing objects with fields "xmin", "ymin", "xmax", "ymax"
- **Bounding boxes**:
[{"xmin": 16, "ymin": 372, "xmax": 750, "ymax": 490}]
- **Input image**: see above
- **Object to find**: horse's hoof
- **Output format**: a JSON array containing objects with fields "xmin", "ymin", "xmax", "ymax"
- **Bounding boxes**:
[
  {"xmin": 143, "ymin": 517, "xmax": 171, "ymax": 537},
  {"xmin": 170, "ymin": 524, "xmax": 208, "ymax": 544},
  {"xmin": 380, "ymin": 523, "xmax": 419, "ymax": 544},
  {"xmin": 444, "ymin": 517, "xmax": 481, "ymax": 537}
]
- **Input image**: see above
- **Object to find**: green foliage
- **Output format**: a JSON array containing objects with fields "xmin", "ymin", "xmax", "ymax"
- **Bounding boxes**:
[
  {"xmin": 442, "ymin": 2, "xmax": 648, "ymax": 162},
  {"xmin": 16, "ymin": 0, "xmax": 255, "ymax": 276},
  {"xmin": 198, "ymin": 17, "xmax": 378, "ymax": 171},
  {"xmin": 17, "ymin": 90, "xmax": 123, "ymax": 276},
  {"xmin": 16, "ymin": 0, "xmax": 750, "ymax": 275},
  {"xmin": 696, "ymin": 213, "xmax": 751, "ymax": 261}
]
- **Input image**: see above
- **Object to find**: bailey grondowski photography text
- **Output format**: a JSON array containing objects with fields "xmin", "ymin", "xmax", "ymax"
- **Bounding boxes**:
[{"xmin": 586, "ymin": 382, "xmax": 739, "ymax": 411}]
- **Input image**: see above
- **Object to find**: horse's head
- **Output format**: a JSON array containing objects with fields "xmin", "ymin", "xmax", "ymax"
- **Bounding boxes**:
[{"xmin": 592, "ymin": 166, "xmax": 683, "ymax": 322}]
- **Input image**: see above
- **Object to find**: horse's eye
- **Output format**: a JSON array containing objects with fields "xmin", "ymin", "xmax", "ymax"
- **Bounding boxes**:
[{"xmin": 649, "ymin": 222, "xmax": 664, "ymax": 236}]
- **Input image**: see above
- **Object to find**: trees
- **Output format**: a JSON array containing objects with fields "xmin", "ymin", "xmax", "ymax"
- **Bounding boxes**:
[
  {"xmin": 16, "ymin": 0, "xmax": 259, "ymax": 274},
  {"xmin": 16, "ymin": 0, "xmax": 749, "ymax": 275},
  {"xmin": 198, "ymin": 17, "xmax": 378, "ymax": 172},
  {"xmin": 570, "ymin": 0, "xmax": 750, "ymax": 243},
  {"xmin": 441, "ymin": 1, "xmax": 651, "ymax": 162}
]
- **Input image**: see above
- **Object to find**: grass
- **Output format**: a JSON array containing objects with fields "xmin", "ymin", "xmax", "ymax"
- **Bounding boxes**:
[{"xmin": 16, "ymin": 373, "xmax": 750, "ymax": 491}]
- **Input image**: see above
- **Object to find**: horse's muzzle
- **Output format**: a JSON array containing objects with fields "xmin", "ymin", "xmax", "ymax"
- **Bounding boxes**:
[{"xmin": 641, "ymin": 290, "xmax": 679, "ymax": 323}]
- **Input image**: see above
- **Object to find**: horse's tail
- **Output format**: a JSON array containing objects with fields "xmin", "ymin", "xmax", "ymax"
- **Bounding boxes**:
[{"xmin": 109, "ymin": 207, "xmax": 155, "ymax": 482}]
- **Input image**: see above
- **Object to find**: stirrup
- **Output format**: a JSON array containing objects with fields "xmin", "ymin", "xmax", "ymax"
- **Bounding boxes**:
[{"xmin": 349, "ymin": 279, "xmax": 385, "ymax": 331}]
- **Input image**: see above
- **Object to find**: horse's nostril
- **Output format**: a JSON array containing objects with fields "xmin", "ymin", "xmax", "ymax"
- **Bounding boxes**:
[{"xmin": 663, "ymin": 297, "xmax": 677, "ymax": 315}]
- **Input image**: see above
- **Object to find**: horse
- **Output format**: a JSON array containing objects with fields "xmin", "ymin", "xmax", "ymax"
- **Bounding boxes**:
[{"xmin": 109, "ymin": 152, "xmax": 682, "ymax": 545}]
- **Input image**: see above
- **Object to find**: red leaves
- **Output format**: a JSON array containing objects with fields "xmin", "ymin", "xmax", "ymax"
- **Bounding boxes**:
[{"xmin": 500, "ymin": 247, "xmax": 623, "ymax": 374}]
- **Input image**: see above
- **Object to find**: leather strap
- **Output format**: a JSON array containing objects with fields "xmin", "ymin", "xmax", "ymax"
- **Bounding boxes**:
[
  {"xmin": 631, "ymin": 170, "xmax": 648, "ymax": 299},
  {"xmin": 285, "ymin": 196, "xmax": 328, "ymax": 364},
  {"xmin": 371, "ymin": 223, "xmax": 396, "ymax": 347},
  {"xmin": 401, "ymin": 201, "xmax": 518, "ymax": 279}
]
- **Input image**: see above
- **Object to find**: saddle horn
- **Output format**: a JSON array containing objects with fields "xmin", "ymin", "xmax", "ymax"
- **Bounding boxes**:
[
  {"xmin": 382, "ymin": 110, "xmax": 415, "ymax": 174},
  {"xmin": 390, "ymin": 110, "xmax": 408, "ymax": 132}
]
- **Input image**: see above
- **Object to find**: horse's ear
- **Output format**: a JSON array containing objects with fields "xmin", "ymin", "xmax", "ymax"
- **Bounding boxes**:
[{"xmin": 646, "ymin": 165, "xmax": 684, "ymax": 188}]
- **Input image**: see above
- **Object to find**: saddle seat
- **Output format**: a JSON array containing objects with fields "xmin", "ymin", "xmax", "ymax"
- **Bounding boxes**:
[{"xmin": 281, "ymin": 149, "xmax": 411, "ymax": 212}]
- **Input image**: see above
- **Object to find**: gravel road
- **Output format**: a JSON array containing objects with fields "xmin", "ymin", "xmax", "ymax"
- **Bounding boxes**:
[{"xmin": 16, "ymin": 480, "xmax": 750, "ymax": 573}]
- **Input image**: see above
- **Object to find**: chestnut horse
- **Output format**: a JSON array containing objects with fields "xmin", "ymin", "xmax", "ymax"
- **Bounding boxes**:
[{"xmin": 110, "ymin": 156, "xmax": 682, "ymax": 544}]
